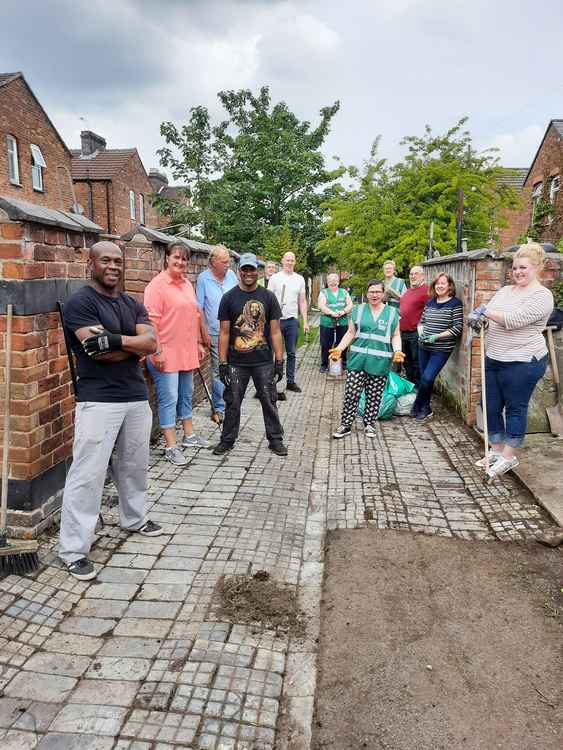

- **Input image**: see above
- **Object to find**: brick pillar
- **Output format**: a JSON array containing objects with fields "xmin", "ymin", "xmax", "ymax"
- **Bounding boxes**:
[{"xmin": 0, "ymin": 218, "xmax": 97, "ymax": 536}]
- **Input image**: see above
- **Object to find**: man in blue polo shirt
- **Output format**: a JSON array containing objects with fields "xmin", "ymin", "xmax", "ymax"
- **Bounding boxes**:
[{"xmin": 196, "ymin": 245, "xmax": 238, "ymax": 420}]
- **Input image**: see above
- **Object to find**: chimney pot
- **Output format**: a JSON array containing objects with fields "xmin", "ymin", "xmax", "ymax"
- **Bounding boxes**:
[{"xmin": 80, "ymin": 130, "xmax": 107, "ymax": 157}]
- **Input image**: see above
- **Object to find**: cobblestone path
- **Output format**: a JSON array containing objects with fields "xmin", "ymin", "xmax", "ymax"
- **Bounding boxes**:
[{"xmin": 0, "ymin": 338, "xmax": 552, "ymax": 750}]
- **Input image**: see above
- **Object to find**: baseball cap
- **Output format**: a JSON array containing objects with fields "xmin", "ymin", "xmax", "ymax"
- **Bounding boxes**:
[{"xmin": 238, "ymin": 253, "xmax": 258, "ymax": 269}]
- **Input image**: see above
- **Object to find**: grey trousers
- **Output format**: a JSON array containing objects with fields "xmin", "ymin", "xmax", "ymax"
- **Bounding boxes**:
[{"xmin": 59, "ymin": 400, "xmax": 152, "ymax": 564}]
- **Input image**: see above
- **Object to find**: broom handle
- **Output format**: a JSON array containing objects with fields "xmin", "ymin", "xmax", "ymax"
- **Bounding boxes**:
[
  {"xmin": 1, "ymin": 304, "xmax": 13, "ymax": 531},
  {"xmin": 480, "ymin": 325, "xmax": 489, "ymax": 471}
]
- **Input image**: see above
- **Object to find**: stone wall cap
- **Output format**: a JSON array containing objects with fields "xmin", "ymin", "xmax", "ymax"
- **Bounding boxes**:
[
  {"xmin": 423, "ymin": 248, "xmax": 498, "ymax": 265},
  {"xmin": 0, "ymin": 195, "xmax": 102, "ymax": 233}
]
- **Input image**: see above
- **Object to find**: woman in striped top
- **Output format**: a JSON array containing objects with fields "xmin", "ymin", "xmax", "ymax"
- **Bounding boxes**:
[
  {"xmin": 411, "ymin": 274, "xmax": 464, "ymax": 421},
  {"xmin": 473, "ymin": 243, "xmax": 554, "ymax": 479}
]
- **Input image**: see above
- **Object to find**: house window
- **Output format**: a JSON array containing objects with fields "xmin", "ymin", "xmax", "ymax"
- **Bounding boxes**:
[
  {"xmin": 7, "ymin": 135, "xmax": 20, "ymax": 184},
  {"xmin": 549, "ymin": 175, "xmax": 560, "ymax": 203},
  {"xmin": 129, "ymin": 190, "xmax": 136, "ymax": 220},
  {"xmin": 531, "ymin": 181, "xmax": 543, "ymax": 221},
  {"xmin": 30, "ymin": 144, "xmax": 46, "ymax": 192},
  {"xmin": 139, "ymin": 193, "xmax": 145, "ymax": 224}
]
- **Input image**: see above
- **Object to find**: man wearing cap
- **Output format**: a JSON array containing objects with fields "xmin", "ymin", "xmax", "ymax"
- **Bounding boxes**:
[{"xmin": 213, "ymin": 253, "xmax": 288, "ymax": 457}]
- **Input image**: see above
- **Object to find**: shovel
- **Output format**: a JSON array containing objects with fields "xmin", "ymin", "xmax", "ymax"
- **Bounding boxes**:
[{"xmin": 545, "ymin": 327, "xmax": 563, "ymax": 437}]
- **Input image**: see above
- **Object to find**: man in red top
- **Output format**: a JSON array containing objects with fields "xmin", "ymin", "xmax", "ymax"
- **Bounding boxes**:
[{"xmin": 399, "ymin": 265, "xmax": 430, "ymax": 387}]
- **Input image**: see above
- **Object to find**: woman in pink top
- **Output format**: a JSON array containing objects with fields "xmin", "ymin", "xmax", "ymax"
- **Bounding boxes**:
[{"xmin": 144, "ymin": 242, "xmax": 209, "ymax": 466}]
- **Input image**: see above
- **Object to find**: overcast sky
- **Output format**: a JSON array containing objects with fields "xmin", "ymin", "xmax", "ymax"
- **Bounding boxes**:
[{"xmin": 2, "ymin": 0, "xmax": 562, "ymax": 182}]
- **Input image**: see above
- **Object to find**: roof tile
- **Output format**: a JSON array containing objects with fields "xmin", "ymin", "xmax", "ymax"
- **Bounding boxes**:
[{"xmin": 70, "ymin": 149, "xmax": 136, "ymax": 179}]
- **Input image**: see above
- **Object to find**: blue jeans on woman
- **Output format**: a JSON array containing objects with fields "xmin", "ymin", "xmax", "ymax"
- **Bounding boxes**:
[
  {"xmin": 485, "ymin": 355, "xmax": 548, "ymax": 448},
  {"xmin": 412, "ymin": 348, "xmax": 451, "ymax": 417},
  {"xmin": 146, "ymin": 359, "xmax": 193, "ymax": 429}
]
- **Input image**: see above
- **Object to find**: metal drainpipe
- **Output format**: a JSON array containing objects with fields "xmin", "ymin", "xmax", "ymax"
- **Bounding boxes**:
[
  {"xmin": 105, "ymin": 181, "xmax": 111, "ymax": 233},
  {"xmin": 87, "ymin": 180, "xmax": 94, "ymax": 220}
]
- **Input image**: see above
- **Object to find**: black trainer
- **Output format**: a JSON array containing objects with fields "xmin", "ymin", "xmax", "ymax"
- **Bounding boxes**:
[
  {"xmin": 276, "ymin": 391, "xmax": 287, "ymax": 401},
  {"xmin": 320, "ymin": 366, "xmax": 328, "ymax": 373},
  {"xmin": 332, "ymin": 425, "xmax": 352, "ymax": 439},
  {"xmin": 213, "ymin": 442, "xmax": 233, "ymax": 455},
  {"xmin": 137, "ymin": 520, "xmax": 163, "ymax": 537},
  {"xmin": 286, "ymin": 383, "xmax": 302, "ymax": 393},
  {"xmin": 66, "ymin": 558, "xmax": 97, "ymax": 581},
  {"xmin": 269, "ymin": 440, "xmax": 288, "ymax": 456}
]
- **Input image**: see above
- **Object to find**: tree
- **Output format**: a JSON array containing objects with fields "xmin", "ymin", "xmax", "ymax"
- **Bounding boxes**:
[
  {"xmin": 317, "ymin": 120, "xmax": 521, "ymax": 291},
  {"xmin": 156, "ymin": 87, "xmax": 343, "ymax": 269},
  {"xmin": 262, "ymin": 224, "xmax": 306, "ymax": 271}
]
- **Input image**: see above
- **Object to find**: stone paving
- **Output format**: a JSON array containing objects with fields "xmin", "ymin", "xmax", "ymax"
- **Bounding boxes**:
[{"xmin": 0, "ymin": 335, "xmax": 553, "ymax": 750}]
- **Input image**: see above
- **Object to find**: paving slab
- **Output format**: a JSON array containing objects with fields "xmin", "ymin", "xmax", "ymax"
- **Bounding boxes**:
[
  {"xmin": 49, "ymin": 704, "xmax": 127, "ymax": 735},
  {"xmin": 69, "ymin": 679, "xmax": 139, "ymax": 706}
]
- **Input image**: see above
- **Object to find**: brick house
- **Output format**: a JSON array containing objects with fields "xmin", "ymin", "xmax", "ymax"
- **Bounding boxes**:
[
  {"xmin": 0, "ymin": 72, "xmax": 75, "ymax": 212},
  {"xmin": 148, "ymin": 168, "xmax": 190, "ymax": 207},
  {"xmin": 496, "ymin": 168, "xmax": 528, "ymax": 248},
  {"xmin": 500, "ymin": 120, "xmax": 563, "ymax": 248},
  {"xmin": 71, "ymin": 131, "xmax": 163, "ymax": 235}
]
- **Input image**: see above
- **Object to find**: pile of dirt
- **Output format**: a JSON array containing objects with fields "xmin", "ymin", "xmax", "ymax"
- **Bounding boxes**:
[{"xmin": 216, "ymin": 570, "xmax": 306, "ymax": 638}]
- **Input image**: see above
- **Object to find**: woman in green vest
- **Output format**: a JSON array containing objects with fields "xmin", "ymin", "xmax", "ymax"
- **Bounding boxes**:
[
  {"xmin": 318, "ymin": 274, "xmax": 353, "ymax": 372},
  {"xmin": 329, "ymin": 279, "xmax": 404, "ymax": 439}
]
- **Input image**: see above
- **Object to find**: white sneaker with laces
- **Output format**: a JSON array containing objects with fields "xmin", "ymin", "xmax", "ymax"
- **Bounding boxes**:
[
  {"xmin": 182, "ymin": 434, "xmax": 210, "ymax": 449},
  {"xmin": 365, "ymin": 424, "xmax": 378, "ymax": 438},
  {"xmin": 332, "ymin": 426, "xmax": 351, "ymax": 439},
  {"xmin": 486, "ymin": 456, "xmax": 519, "ymax": 479},
  {"xmin": 164, "ymin": 446, "xmax": 188, "ymax": 466},
  {"xmin": 475, "ymin": 451, "xmax": 502, "ymax": 469}
]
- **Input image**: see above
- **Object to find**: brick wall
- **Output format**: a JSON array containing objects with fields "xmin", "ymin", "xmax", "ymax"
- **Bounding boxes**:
[
  {"xmin": 1, "ymin": 221, "xmax": 216, "ymax": 534},
  {"xmin": 111, "ymin": 153, "xmax": 161, "ymax": 235},
  {"xmin": 0, "ymin": 76, "xmax": 74, "ymax": 211},
  {"xmin": 73, "ymin": 180, "xmax": 113, "ymax": 234},
  {"xmin": 502, "ymin": 125, "xmax": 563, "ymax": 248}
]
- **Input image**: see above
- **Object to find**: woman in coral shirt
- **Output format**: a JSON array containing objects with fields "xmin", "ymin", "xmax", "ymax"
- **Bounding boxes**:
[{"xmin": 144, "ymin": 242, "xmax": 209, "ymax": 466}]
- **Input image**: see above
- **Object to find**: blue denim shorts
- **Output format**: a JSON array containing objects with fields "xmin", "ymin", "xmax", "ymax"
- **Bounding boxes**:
[{"xmin": 146, "ymin": 359, "xmax": 194, "ymax": 429}]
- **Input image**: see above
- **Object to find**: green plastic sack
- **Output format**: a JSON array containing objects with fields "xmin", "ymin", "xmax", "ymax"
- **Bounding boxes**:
[{"xmin": 386, "ymin": 371, "xmax": 415, "ymax": 397}]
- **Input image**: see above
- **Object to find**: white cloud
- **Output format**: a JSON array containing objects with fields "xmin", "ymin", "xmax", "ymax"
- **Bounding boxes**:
[{"xmin": 484, "ymin": 125, "xmax": 546, "ymax": 168}]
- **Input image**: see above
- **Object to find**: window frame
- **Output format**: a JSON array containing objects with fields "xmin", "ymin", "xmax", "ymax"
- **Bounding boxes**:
[
  {"xmin": 6, "ymin": 135, "xmax": 20, "ymax": 185},
  {"xmin": 129, "ymin": 190, "xmax": 136, "ymax": 220},
  {"xmin": 549, "ymin": 175, "xmax": 560, "ymax": 204},
  {"xmin": 139, "ymin": 193, "xmax": 145, "ymax": 225},
  {"xmin": 531, "ymin": 181, "xmax": 543, "ymax": 222},
  {"xmin": 30, "ymin": 143, "xmax": 46, "ymax": 192}
]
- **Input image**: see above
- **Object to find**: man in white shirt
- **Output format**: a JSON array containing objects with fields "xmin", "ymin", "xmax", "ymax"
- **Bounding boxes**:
[{"xmin": 268, "ymin": 252, "xmax": 309, "ymax": 392}]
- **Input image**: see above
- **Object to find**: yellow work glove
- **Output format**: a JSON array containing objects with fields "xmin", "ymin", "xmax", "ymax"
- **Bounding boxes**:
[
  {"xmin": 328, "ymin": 348, "xmax": 341, "ymax": 361},
  {"xmin": 392, "ymin": 351, "xmax": 405, "ymax": 364}
]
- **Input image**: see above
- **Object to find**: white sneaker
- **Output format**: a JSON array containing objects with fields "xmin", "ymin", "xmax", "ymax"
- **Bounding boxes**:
[
  {"xmin": 182, "ymin": 434, "xmax": 210, "ymax": 449},
  {"xmin": 486, "ymin": 456, "xmax": 519, "ymax": 479},
  {"xmin": 164, "ymin": 446, "xmax": 188, "ymax": 466},
  {"xmin": 475, "ymin": 452, "xmax": 502, "ymax": 468},
  {"xmin": 365, "ymin": 424, "xmax": 378, "ymax": 438},
  {"xmin": 332, "ymin": 426, "xmax": 351, "ymax": 439}
]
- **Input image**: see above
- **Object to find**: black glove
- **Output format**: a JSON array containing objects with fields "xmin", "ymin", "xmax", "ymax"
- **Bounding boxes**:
[
  {"xmin": 82, "ymin": 330, "xmax": 122, "ymax": 357},
  {"xmin": 219, "ymin": 362, "xmax": 230, "ymax": 386},
  {"xmin": 274, "ymin": 360, "xmax": 284, "ymax": 383}
]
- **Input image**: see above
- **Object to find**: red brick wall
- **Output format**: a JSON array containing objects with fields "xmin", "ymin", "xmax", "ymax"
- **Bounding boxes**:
[
  {"xmin": 73, "ymin": 179, "xmax": 113, "ymax": 233},
  {"xmin": 111, "ymin": 153, "xmax": 161, "ymax": 235},
  {"xmin": 0, "ymin": 222, "xmax": 93, "ymax": 489},
  {"xmin": 1, "ymin": 225, "xmax": 214, "ymax": 510},
  {"xmin": 0, "ymin": 77, "xmax": 73, "ymax": 210},
  {"xmin": 497, "ymin": 126, "xmax": 563, "ymax": 248}
]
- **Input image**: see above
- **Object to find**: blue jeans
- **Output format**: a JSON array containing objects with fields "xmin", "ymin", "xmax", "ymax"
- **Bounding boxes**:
[
  {"xmin": 146, "ymin": 359, "xmax": 193, "ymax": 429},
  {"xmin": 209, "ymin": 335, "xmax": 225, "ymax": 413},
  {"xmin": 485, "ymin": 355, "xmax": 548, "ymax": 448},
  {"xmin": 280, "ymin": 318, "xmax": 299, "ymax": 384},
  {"xmin": 412, "ymin": 348, "xmax": 451, "ymax": 416}
]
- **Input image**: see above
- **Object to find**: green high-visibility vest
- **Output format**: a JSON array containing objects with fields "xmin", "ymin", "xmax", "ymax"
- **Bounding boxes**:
[
  {"xmin": 385, "ymin": 276, "xmax": 406, "ymax": 308},
  {"xmin": 347, "ymin": 303, "xmax": 399, "ymax": 376},
  {"xmin": 320, "ymin": 288, "xmax": 349, "ymax": 328}
]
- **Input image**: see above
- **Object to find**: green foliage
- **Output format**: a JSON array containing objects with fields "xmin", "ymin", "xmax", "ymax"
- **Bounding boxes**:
[
  {"xmin": 552, "ymin": 280, "xmax": 563, "ymax": 307},
  {"xmin": 527, "ymin": 196, "xmax": 553, "ymax": 241},
  {"xmin": 157, "ymin": 87, "xmax": 343, "ymax": 272},
  {"xmin": 317, "ymin": 120, "xmax": 521, "ymax": 289},
  {"xmin": 262, "ymin": 224, "xmax": 306, "ymax": 271}
]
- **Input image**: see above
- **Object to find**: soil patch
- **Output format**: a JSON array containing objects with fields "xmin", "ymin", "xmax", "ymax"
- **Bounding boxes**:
[
  {"xmin": 313, "ymin": 529, "xmax": 562, "ymax": 750},
  {"xmin": 216, "ymin": 571, "xmax": 306, "ymax": 638}
]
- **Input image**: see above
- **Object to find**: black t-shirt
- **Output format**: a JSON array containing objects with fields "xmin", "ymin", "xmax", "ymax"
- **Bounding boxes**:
[
  {"xmin": 218, "ymin": 286, "xmax": 281, "ymax": 366},
  {"xmin": 63, "ymin": 285, "xmax": 150, "ymax": 402}
]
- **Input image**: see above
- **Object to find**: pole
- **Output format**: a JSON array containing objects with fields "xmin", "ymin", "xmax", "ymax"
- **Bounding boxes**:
[{"xmin": 456, "ymin": 188, "xmax": 464, "ymax": 254}]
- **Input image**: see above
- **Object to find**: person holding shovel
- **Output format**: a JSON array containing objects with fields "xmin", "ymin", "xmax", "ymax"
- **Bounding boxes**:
[
  {"xmin": 318, "ymin": 274, "xmax": 353, "ymax": 373},
  {"xmin": 144, "ymin": 242, "xmax": 209, "ymax": 466},
  {"xmin": 468, "ymin": 243, "xmax": 554, "ymax": 479},
  {"xmin": 330, "ymin": 279, "xmax": 404, "ymax": 439}
]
